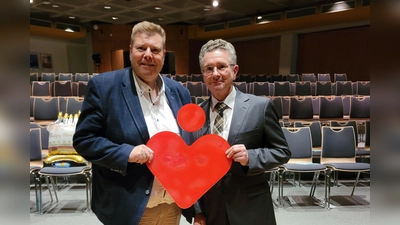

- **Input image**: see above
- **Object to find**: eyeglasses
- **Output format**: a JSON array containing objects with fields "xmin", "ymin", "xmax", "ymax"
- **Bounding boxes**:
[{"xmin": 202, "ymin": 64, "xmax": 235, "ymax": 76}]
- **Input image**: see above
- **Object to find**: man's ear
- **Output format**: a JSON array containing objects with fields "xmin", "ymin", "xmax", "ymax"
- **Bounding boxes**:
[{"xmin": 233, "ymin": 64, "xmax": 239, "ymax": 79}]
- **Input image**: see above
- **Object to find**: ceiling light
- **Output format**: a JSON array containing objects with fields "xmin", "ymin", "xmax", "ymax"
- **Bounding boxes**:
[
  {"xmin": 104, "ymin": 6, "xmax": 111, "ymax": 9},
  {"xmin": 69, "ymin": 16, "xmax": 75, "ymax": 19},
  {"xmin": 155, "ymin": 6, "xmax": 161, "ymax": 10},
  {"xmin": 329, "ymin": 1, "xmax": 351, "ymax": 13},
  {"xmin": 65, "ymin": 28, "xmax": 74, "ymax": 32},
  {"xmin": 30, "ymin": 0, "xmax": 33, "ymax": 3},
  {"xmin": 257, "ymin": 16, "xmax": 262, "ymax": 19},
  {"xmin": 212, "ymin": 1, "xmax": 219, "ymax": 7},
  {"xmin": 204, "ymin": 8, "xmax": 210, "ymax": 11},
  {"xmin": 52, "ymin": 4, "xmax": 59, "ymax": 8},
  {"xmin": 43, "ymin": 1, "xmax": 51, "ymax": 4},
  {"xmin": 112, "ymin": 16, "xmax": 118, "ymax": 20},
  {"xmin": 158, "ymin": 17, "xmax": 164, "ymax": 21}
]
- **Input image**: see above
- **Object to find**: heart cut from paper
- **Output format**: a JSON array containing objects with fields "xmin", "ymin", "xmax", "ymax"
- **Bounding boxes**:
[
  {"xmin": 147, "ymin": 132, "xmax": 231, "ymax": 208},
  {"xmin": 146, "ymin": 104, "xmax": 231, "ymax": 209}
]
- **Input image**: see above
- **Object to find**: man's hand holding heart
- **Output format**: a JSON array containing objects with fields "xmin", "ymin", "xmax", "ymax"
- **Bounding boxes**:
[{"xmin": 146, "ymin": 104, "xmax": 232, "ymax": 209}]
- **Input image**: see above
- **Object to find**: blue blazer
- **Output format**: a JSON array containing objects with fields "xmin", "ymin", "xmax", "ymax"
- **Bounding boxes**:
[{"xmin": 73, "ymin": 68, "xmax": 192, "ymax": 225}]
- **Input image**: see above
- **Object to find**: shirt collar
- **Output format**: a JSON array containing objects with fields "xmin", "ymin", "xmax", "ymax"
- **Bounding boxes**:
[
  {"xmin": 133, "ymin": 70, "xmax": 165, "ymax": 97},
  {"xmin": 211, "ymin": 87, "xmax": 236, "ymax": 111}
]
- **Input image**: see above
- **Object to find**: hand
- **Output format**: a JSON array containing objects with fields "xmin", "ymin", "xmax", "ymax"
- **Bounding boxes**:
[
  {"xmin": 225, "ymin": 144, "xmax": 249, "ymax": 166},
  {"xmin": 194, "ymin": 213, "xmax": 206, "ymax": 225},
  {"xmin": 128, "ymin": 144, "xmax": 154, "ymax": 164}
]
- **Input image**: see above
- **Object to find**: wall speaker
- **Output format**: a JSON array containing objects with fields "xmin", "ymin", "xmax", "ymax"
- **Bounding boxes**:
[{"xmin": 92, "ymin": 53, "xmax": 101, "ymax": 65}]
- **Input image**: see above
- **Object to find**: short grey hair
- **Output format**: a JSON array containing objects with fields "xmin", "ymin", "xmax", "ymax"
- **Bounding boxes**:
[
  {"xmin": 130, "ymin": 21, "xmax": 166, "ymax": 49},
  {"xmin": 199, "ymin": 39, "xmax": 237, "ymax": 68}
]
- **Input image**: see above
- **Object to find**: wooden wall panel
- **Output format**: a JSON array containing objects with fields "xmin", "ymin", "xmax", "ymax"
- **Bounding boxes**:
[
  {"xmin": 111, "ymin": 49, "xmax": 124, "ymax": 71},
  {"xmin": 91, "ymin": 24, "xmax": 190, "ymax": 74},
  {"xmin": 233, "ymin": 37, "xmax": 280, "ymax": 75},
  {"xmin": 188, "ymin": 40, "xmax": 203, "ymax": 74},
  {"xmin": 297, "ymin": 26, "xmax": 369, "ymax": 81}
]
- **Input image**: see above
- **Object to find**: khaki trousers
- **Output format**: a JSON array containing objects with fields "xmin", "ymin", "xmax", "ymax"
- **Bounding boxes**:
[{"xmin": 138, "ymin": 203, "xmax": 181, "ymax": 225}]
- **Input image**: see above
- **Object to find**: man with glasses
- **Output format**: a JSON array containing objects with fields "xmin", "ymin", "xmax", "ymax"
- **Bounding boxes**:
[{"xmin": 191, "ymin": 39, "xmax": 291, "ymax": 225}]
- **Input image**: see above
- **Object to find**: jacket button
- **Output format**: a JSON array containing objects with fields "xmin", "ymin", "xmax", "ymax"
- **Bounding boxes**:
[{"xmin": 145, "ymin": 190, "xmax": 150, "ymax": 195}]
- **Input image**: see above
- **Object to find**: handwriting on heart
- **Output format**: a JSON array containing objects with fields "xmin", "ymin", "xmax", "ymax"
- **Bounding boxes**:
[{"xmin": 146, "ymin": 103, "xmax": 232, "ymax": 209}]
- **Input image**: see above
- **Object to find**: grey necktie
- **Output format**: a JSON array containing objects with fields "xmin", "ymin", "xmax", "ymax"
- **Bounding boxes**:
[{"xmin": 213, "ymin": 102, "xmax": 229, "ymax": 136}]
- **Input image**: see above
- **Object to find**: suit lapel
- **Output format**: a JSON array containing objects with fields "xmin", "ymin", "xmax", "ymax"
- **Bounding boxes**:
[
  {"xmin": 164, "ymin": 78, "xmax": 182, "ymax": 134},
  {"xmin": 164, "ymin": 79, "xmax": 179, "ymax": 117},
  {"xmin": 121, "ymin": 68, "xmax": 149, "ymax": 142},
  {"xmin": 227, "ymin": 91, "xmax": 250, "ymax": 144},
  {"xmin": 199, "ymin": 99, "xmax": 212, "ymax": 137}
]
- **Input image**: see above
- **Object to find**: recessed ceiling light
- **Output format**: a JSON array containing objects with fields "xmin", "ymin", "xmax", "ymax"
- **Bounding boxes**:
[
  {"xmin": 65, "ymin": 28, "xmax": 74, "ymax": 32},
  {"xmin": 69, "ymin": 16, "xmax": 75, "ymax": 19},
  {"xmin": 52, "ymin": 4, "xmax": 59, "ymax": 8},
  {"xmin": 212, "ymin": 1, "xmax": 219, "ymax": 7},
  {"xmin": 112, "ymin": 16, "xmax": 118, "ymax": 20},
  {"xmin": 43, "ymin": 1, "xmax": 51, "ymax": 4},
  {"xmin": 30, "ymin": 0, "xmax": 33, "ymax": 3},
  {"xmin": 158, "ymin": 17, "xmax": 164, "ymax": 20},
  {"xmin": 104, "ymin": 6, "xmax": 111, "ymax": 9},
  {"xmin": 204, "ymin": 8, "xmax": 210, "ymax": 11},
  {"xmin": 257, "ymin": 16, "xmax": 262, "ymax": 19},
  {"xmin": 155, "ymin": 6, "xmax": 161, "ymax": 10}
]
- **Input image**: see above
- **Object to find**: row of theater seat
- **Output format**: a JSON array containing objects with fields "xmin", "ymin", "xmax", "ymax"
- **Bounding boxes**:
[
  {"xmin": 30, "ymin": 72, "xmax": 98, "ymax": 83},
  {"xmin": 30, "ymin": 96, "xmax": 84, "ymax": 125},
  {"xmin": 29, "ymin": 95, "xmax": 370, "ymax": 154},
  {"xmin": 166, "ymin": 73, "xmax": 349, "ymax": 83},
  {"xmin": 30, "ymin": 72, "xmax": 348, "ymax": 82},
  {"xmin": 182, "ymin": 80, "xmax": 370, "ymax": 97},
  {"xmin": 192, "ymin": 95, "xmax": 370, "ymax": 122},
  {"xmin": 31, "ymin": 72, "xmax": 348, "ymax": 83},
  {"xmin": 30, "ymin": 80, "xmax": 370, "ymax": 98},
  {"xmin": 30, "ymin": 81, "xmax": 88, "ymax": 97},
  {"xmin": 30, "ymin": 95, "xmax": 370, "ymax": 126}
]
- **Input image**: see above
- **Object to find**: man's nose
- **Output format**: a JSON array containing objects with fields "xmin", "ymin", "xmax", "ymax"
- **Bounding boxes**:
[
  {"xmin": 211, "ymin": 67, "xmax": 221, "ymax": 76},
  {"xmin": 143, "ymin": 47, "xmax": 152, "ymax": 59}
]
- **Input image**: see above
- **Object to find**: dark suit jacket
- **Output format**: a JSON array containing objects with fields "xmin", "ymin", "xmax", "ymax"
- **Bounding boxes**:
[
  {"xmin": 73, "ymin": 67, "xmax": 192, "ymax": 225},
  {"xmin": 191, "ymin": 89, "xmax": 291, "ymax": 225}
]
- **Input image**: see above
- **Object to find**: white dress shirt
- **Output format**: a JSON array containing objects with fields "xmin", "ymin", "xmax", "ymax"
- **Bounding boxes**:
[
  {"xmin": 210, "ymin": 87, "xmax": 236, "ymax": 140},
  {"xmin": 133, "ymin": 72, "xmax": 179, "ymax": 208}
]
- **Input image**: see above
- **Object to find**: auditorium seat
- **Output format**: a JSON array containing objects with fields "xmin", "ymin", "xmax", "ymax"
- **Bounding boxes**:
[
  {"xmin": 335, "ymin": 81, "xmax": 353, "ymax": 96},
  {"xmin": 316, "ymin": 81, "xmax": 332, "ymax": 96},
  {"xmin": 317, "ymin": 73, "xmax": 331, "ymax": 82},
  {"xmin": 285, "ymin": 74, "xmax": 299, "ymax": 83},
  {"xmin": 53, "ymin": 81, "xmax": 72, "ymax": 96},
  {"xmin": 41, "ymin": 73, "xmax": 55, "ymax": 82},
  {"xmin": 251, "ymin": 82, "xmax": 270, "ymax": 96},
  {"xmin": 294, "ymin": 81, "xmax": 312, "ymax": 96},
  {"xmin": 74, "ymin": 73, "xmax": 90, "ymax": 82},
  {"xmin": 301, "ymin": 73, "xmax": 316, "ymax": 82},
  {"xmin": 31, "ymin": 81, "xmax": 51, "ymax": 96},
  {"xmin": 273, "ymin": 81, "xmax": 291, "ymax": 96},
  {"xmin": 356, "ymin": 81, "xmax": 370, "ymax": 96},
  {"xmin": 333, "ymin": 73, "xmax": 347, "ymax": 82},
  {"xmin": 58, "ymin": 73, "xmax": 73, "ymax": 81}
]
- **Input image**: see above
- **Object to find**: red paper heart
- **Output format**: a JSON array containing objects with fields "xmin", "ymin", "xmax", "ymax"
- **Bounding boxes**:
[
  {"xmin": 177, "ymin": 104, "xmax": 206, "ymax": 132},
  {"xmin": 146, "ymin": 131, "xmax": 231, "ymax": 209}
]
